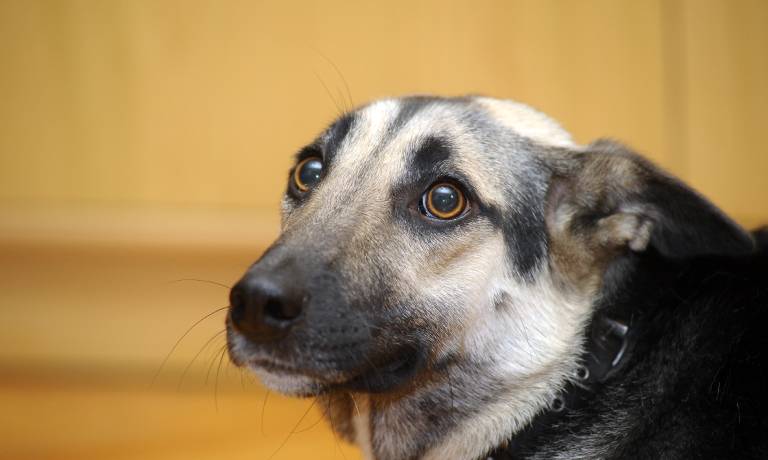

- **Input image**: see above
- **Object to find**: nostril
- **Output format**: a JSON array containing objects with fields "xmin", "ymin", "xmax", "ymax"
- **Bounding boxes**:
[
  {"xmin": 229, "ymin": 286, "xmax": 246, "ymax": 325},
  {"xmin": 229, "ymin": 274, "xmax": 303, "ymax": 340},
  {"xmin": 230, "ymin": 289, "xmax": 243, "ymax": 309},
  {"xmin": 263, "ymin": 295, "xmax": 302, "ymax": 322}
]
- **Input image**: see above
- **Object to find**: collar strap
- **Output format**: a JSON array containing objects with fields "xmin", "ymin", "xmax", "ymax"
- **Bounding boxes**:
[{"xmin": 483, "ymin": 313, "xmax": 632, "ymax": 460}]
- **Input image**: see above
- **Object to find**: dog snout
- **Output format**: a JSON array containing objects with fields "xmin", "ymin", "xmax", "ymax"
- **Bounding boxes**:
[{"xmin": 229, "ymin": 273, "xmax": 304, "ymax": 343}]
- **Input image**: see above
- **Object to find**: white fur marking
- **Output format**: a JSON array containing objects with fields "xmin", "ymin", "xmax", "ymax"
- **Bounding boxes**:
[
  {"xmin": 352, "ymin": 395, "xmax": 375, "ymax": 460},
  {"xmin": 475, "ymin": 97, "xmax": 577, "ymax": 148}
]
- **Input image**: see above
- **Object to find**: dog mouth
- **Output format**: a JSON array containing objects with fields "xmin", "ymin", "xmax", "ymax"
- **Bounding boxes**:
[
  {"xmin": 227, "ymin": 316, "xmax": 426, "ymax": 395},
  {"xmin": 335, "ymin": 347, "xmax": 423, "ymax": 393},
  {"xmin": 239, "ymin": 343, "xmax": 424, "ymax": 395},
  {"xmin": 247, "ymin": 358, "xmax": 308, "ymax": 376}
]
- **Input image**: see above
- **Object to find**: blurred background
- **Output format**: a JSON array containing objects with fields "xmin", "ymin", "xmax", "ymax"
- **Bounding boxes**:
[{"xmin": 0, "ymin": 1, "xmax": 766, "ymax": 459}]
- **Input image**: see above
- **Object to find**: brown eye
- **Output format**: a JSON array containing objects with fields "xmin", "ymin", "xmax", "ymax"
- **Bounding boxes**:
[
  {"xmin": 293, "ymin": 157, "xmax": 323, "ymax": 192},
  {"xmin": 422, "ymin": 182, "xmax": 466, "ymax": 220}
]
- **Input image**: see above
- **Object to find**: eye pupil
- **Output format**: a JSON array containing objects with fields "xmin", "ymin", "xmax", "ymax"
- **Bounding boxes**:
[
  {"xmin": 424, "ymin": 182, "xmax": 466, "ymax": 219},
  {"xmin": 430, "ymin": 185, "xmax": 459, "ymax": 213},
  {"xmin": 295, "ymin": 157, "xmax": 323, "ymax": 191},
  {"xmin": 299, "ymin": 159, "xmax": 322, "ymax": 186}
]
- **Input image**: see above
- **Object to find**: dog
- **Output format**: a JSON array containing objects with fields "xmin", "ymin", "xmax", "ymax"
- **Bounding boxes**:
[{"xmin": 226, "ymin": 96, "xmax": 767, "ymax": 459}]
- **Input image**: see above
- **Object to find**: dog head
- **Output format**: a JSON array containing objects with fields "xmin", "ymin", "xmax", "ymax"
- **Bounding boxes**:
[{"xmin": 226, "ymin": 96, "xmax": 753, "ymax": 402}]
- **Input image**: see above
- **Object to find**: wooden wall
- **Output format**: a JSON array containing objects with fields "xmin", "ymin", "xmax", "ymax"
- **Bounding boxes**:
[
  {"xmin": 1, "ymin": 0, "xmax": 765, "ymax": 223},
  {"xmin": 0, "ymin": 1, "xmax": 765, "ymax": 459}
]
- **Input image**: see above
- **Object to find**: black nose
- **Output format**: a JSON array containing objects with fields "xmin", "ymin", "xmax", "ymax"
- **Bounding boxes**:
[{"xmin": 229, "ymin": 275, "xmax": 304, "ymax": 342}]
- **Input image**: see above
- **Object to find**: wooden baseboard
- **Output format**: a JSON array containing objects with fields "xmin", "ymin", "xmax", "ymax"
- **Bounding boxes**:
[{"xmin": 0, "ymin": 204, "xmax": 281, "ymax": 251}]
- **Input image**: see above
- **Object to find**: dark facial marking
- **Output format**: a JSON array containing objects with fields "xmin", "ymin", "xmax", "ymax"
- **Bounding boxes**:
[
  {"xmin": 387, "ymin": 96, "xmax": 441, "ymax": 136},
  {"xmin": 456, "ymin": 109, "xmax": 551, "ymax": 279},
  {"xmin": 323, "ymin": 113, "xmax": 355, "ymax": 165},
  {"xmin": 410, "ymin": 136, "xmax": 453, "ymax": 178},
  {"xmin": 504, "ymin": 194, "xmax": 548, "ymax": 278}
]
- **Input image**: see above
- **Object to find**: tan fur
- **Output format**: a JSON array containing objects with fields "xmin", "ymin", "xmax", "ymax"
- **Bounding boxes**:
[{"xmin": 545, "ymin": 152, "xmax": 655, "ymax": 294}]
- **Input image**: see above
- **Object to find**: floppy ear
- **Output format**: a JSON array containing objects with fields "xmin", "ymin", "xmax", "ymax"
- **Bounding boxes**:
[{"xmin": 545, "ymin": 140, "xmax": 754, "ymax": 270}]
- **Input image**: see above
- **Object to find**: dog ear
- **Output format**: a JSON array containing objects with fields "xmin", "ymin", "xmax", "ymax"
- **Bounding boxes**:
[{"xmin": 545, "ymin": 140, "xmax": 754, "ymax": 265}]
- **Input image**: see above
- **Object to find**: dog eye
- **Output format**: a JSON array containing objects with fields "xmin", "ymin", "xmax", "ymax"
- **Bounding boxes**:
[
  {"xmin": 421, "ymin": 183, "xmax": 466, "ymax": 220},
  {"xmin": 293, "ymin": 157, "xmax": 323, "ymax": 192}
]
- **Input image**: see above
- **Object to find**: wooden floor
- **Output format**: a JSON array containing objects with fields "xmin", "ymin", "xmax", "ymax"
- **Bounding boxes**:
[{"xmin": 0, "ymin": 241, "xmax": 361, "ymax": 460}]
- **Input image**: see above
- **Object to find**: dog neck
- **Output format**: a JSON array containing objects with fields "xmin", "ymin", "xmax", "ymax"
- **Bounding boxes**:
[
  {"xmin": 319, "ymin": 312, "xmax": 632, "ymax": 460},
  {"xmin": 483, "ymin": 312, "xmax": 633, "ymax": 459},
  {"xmin": 320, "ymin": 276, "xmax": 606, "ymax": 460},
  {"xmin": 319, "ymin": 358, "xmax": 578, "ymax": 460}
]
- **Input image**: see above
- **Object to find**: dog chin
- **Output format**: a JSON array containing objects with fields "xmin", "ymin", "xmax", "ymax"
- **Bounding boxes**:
[{"xmin": 248, "ymin": 365, "xmax": 327, "ymax": 397}]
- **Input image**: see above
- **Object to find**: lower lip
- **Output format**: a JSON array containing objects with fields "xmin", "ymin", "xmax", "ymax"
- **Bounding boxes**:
[
  {"xmin": 246, "ymin": 346, "xmax": 423, "ymax": 392},
  {"xmin": 337, "ymin": 348, "xmax": 422, "ymax": 393},
  {"xmin": 248, "ymin": 359, "xmax": 306, "ymax": 375}
]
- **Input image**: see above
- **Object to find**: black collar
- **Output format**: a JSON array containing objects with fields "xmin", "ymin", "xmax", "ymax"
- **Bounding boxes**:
[{"xmin": 482, "ymin": 312, "xmax": 634, "ymax": 460}]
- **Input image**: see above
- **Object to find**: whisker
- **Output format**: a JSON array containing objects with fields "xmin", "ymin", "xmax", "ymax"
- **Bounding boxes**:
[
  {"xmin": 290, "ymin": 398, "xmax": 318, "ymax": 434},
  {"xmin": 312, "ymin": 47, "xmax": 353, "ymax": 110},
  {"xmin": 349, "ymin": 392, "xmax": 361, "ymax": 417},
  {"xmin": 337, "ymin": 86, "xmax": 348, "ymax": 113},
  {"xmin": 206, "ymin": 343, "xmax": 228, "ymax": 385},
  {"xmin": 267, "ymin": 398, "xmax": 318, "ymax": 460},
  {"xmin": 151, "ymin": 306, "xmax": 229, "ymax": 387},
  {"xmin": 359, "ymin": 351, "xmax": 384, "ymax": 391},
  {"xmin": 327, "ymin": 394, "xmax": 348, "ymax": 460},
  {"xmin": 351, "ymin": 311, "xmax": 385, "ymax": 332},
  {"xmin": 291, "ymin": 397, "xmax": 326, "ymax": 433},
  {"xmin": 167, "ymin": 278, "xmax": 232, "ymax": 290},
  {"xmin": 509, "ymin": 301, "xmax": 536, "ymax": 362},
  {"xmin": 177, "ymin": 329, "xmax": 226, "ymax": 391},
  {"xmin": 447, "ymin": 361, "xmax": 457, "ymax": 414},
  {"xmin": 313, "ymin": 70, "xmax": 344, "ymax": 116},
  {"xmin": 260, "ymin": 389, "xmax": 271, "ymax": 436},
  {"xmin": 214, "ymin": 345, "xmax": 228, "ymax": 411},
  {"xmin": 326, "ymin": 396, "xmax": 340, "ymax": 459},
  {"xmin": 431, "ymin": 326, "xmax": 459, "ymax": 415}
]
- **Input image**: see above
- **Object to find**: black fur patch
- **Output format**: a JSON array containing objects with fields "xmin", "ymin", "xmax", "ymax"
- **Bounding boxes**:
[
  {"xmin": 410, "ymin": 136, "xmax": 453, "ymax": 174},
  {"xmin": 490, "ymin": 237, "xmax": 768, "ymax": 459},
  {"xmin": 494, "ymin": 191, "xmax": 548, "ymax": 279},
  {"xmin": 462, "ymin": 109, "xmax": 551, "ymax": 279},
  {"xmin": 388, "ymin": 96, "xmax": 439, "ymax": 136},
  {"xmin": 323, "ymin": 112, "xmax": 356, "ymax": 165}
]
